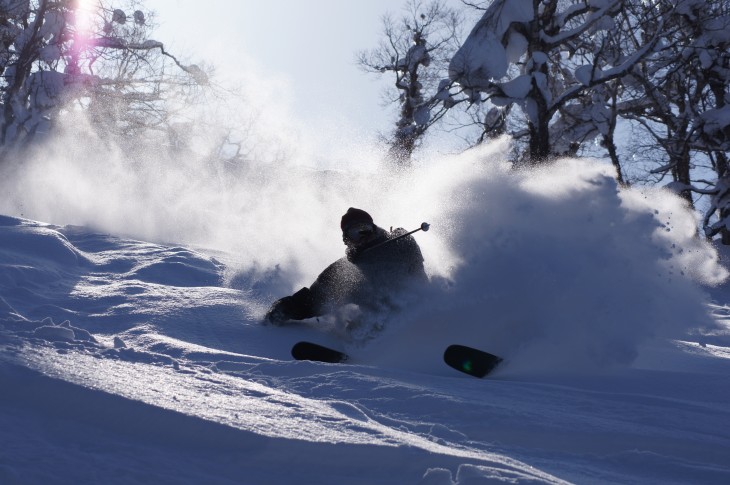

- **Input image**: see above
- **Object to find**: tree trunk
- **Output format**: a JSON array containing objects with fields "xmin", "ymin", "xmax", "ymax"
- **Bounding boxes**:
[
  {"xmin": 526, "ymin": 10, "xmax": 552, "ymax": 165},
  {"xmin": 528, "ymin": 120, "xmax": 550, "ymax": 163},
  {"xmin": 672, "ymin": 146, "xmax": 694, "ymax": 207}
]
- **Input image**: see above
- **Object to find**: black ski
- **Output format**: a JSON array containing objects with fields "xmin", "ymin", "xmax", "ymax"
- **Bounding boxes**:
[
  {"xmin": 291, "ymin": 341, "xmax": 349, "ymax": 363},
  {"xmin": 443, "ymin": 344, "xmax": 503, "ymax": 378},
  {"xmin": 291, "ymin": 341, "xmax": 502, "ymax": 377}
]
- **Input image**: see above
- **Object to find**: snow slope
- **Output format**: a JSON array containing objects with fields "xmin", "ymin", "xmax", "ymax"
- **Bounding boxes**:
[{"xmin": 2, "ymin": 143, "xmax": 730, "ymax": 484}]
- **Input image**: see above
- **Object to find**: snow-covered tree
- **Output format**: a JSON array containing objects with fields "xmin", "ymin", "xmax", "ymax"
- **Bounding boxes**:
[
  {"xmin": 678, "ymin": 0, "xmax": 730, "ymax": 240},
  {"xmin": 616, "ymin": 1, "xmax": 727, "ymax": 204},
  {"xmin": 0, "ymin": 0, "xmax": 206, "ymax": 156},
  {"xmin": 358, "ymin": 0, "xmax": 461, "ymax": 165},
  {"xmin": 446, "ymin": 0, "xmax": 660, "ymax": 164},
  {"xmin": 387, "ymin": 0, "xmax": 729, "ymax": 242}
]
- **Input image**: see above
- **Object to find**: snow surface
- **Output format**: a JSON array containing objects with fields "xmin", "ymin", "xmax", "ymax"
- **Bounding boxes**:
[{"xmin": 2, "ymin": 140, "xmax": 730, "ymax": 484}]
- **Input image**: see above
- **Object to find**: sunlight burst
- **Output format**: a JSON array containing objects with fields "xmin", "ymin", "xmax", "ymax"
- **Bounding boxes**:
[{"xmin": 74, "ymin": 0, "xmax": 96, "ymax": 35}]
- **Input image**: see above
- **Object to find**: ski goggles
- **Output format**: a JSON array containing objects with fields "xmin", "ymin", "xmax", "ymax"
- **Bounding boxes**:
[{"xmin": 344, "ymin": 222, "xmax": 375, "ymax": 242}]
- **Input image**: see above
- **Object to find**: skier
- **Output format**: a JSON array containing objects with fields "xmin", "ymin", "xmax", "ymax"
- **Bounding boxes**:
[{"xmin": 264, "ymin": 208, "xmax": 427, "ymax": 325}]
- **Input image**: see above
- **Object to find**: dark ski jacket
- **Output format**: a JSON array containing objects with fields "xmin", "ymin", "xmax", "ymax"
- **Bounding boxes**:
[{"xmin": 265, "ymin": 226, "xmax": 426, "ymax": 323}]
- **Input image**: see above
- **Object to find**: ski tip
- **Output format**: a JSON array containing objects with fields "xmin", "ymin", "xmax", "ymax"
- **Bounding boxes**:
[
  {"xmin": 291, "ymin": 341, "xmax": 349, "ymax": 364},
  {"xmin": 444, "ymin": 344, "xmax": 503, "ymax": 378}
]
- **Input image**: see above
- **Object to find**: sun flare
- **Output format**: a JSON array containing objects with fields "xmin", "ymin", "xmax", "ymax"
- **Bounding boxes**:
[{"xmin": 74, "ymin": 0, "xmax": 96, "ymax": 34}]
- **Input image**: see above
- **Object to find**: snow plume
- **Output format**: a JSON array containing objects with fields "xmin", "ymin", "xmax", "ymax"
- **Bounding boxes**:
[
  {"xmin": 0, "ymin": 82, "xmax": 386, "ymax": 292},
  {"xmin": 362, "ymin": 139, "xmax": 728, "ymax": 374}
]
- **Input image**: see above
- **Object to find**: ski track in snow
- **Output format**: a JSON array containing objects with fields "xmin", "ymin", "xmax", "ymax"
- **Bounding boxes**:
[{"xmin": 2, "ymin": 212, "xmax": 730, "ymax": 484}]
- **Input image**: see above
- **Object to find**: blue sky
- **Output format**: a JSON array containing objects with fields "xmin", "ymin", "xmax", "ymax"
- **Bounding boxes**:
[{"xmin": 153, "ymin": 0, "xmax": 402, "ymax": 138}]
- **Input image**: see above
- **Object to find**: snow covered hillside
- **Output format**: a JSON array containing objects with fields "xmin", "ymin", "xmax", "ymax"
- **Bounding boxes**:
[{"xmin": 2, "ymin": 143, "xmax": 730, "ymax": 484}]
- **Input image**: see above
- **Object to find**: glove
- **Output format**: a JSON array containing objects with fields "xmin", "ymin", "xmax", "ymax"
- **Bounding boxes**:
[
  {"xmin": 264, "ymin": 287, "xmax": 316, "ymax": 325},
  {"xmin": 264, "ymin": 298, "xmax": 289, "ymax": 325}
]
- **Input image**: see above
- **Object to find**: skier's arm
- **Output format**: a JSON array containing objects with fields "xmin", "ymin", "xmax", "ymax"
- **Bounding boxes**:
[{"xmin": 265, "ymin": 287, "xmax": 317, "ymax": 324}]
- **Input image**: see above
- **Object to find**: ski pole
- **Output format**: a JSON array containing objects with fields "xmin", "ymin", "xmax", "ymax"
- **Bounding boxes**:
[{"xmin": 362, "ymin": 222, "xmax": 430, "ymax": 254}]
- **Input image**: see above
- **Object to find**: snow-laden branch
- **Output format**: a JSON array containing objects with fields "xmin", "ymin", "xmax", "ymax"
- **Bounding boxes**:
[
  {"xmin": 551, "ymin": 21, "xmax": 664, "ymax": 115},
  {"xmin": 90, "ymin": 37, "xmax": 208, "ymax": 85},
  {"xmin": 539, "ymin": 0, "xmax": 623, "ymax": 47}
]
